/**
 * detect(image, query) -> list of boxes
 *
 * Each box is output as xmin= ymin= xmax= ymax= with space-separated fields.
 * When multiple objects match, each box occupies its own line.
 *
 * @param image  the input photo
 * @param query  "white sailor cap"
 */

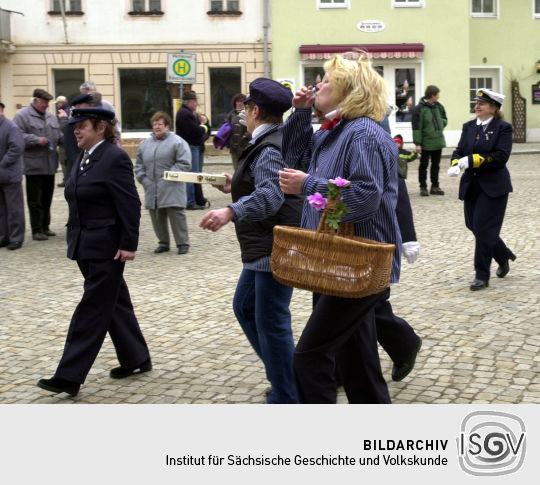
xmin=474 ymin=89 xmax=505 ymax=108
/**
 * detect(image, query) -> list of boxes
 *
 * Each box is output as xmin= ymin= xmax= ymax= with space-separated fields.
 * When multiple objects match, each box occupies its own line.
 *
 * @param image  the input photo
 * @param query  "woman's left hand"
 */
xmin=279 ymin=168 xmax=307 ymax=194
xmin=114 ymin=249 xmax=136 ymax=262
xmin=200 ymin=207 xmax=234 ymax=232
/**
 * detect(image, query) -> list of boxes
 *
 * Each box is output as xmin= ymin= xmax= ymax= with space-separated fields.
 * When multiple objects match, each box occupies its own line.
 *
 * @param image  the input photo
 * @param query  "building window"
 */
xmin=209 ymin=67 xmax=241 ymax=129
xmin=392 ymin=0 xmax=425 ymax=7
xmin=318 ymin=0 xmax=350 ymax=8
xmin=128 ymin=0 xmax=163 ymax=15
xmin=49 ymin=0 xmax=83 ymax=15
xmin=535 ymin=0 xmax=540 ymax=18
xmin=471 ymin=0 xmax=498 ymax=17
xmin=208 ymin=1 xmax=241 ymax=14
xmin=53 ymin=69 xmax=85 ymax=105
xmin=119 ymin=69 xmax=172 ymax=131
xmin=470 ymin=76 xmax=494 ymax=113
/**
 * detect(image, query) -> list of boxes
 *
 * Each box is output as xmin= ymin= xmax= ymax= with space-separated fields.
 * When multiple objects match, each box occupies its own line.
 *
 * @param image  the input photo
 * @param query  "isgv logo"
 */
xmin=457 ymin=411 xmax=526 ymax=476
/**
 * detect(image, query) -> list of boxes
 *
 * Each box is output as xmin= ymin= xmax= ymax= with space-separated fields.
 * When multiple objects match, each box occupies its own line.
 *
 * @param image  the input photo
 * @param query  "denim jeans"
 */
xmin=186 ymin=145 xmax=200 ymax=206
xmin=233 ymin=269 xmax=298 ymax=403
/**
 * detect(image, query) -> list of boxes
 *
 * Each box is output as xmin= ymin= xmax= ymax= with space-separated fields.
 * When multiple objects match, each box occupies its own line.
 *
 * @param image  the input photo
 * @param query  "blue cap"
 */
xmin=70 ymin=93 xmax=95 ymax=106
xmin=244 ymin=78 xmax=293 ymax=116
xmin=69 ymin=107 xmax=115 ymax=124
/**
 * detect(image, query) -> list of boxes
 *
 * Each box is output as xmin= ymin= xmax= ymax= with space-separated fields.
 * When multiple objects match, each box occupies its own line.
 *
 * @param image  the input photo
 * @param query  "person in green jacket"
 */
xmin=412 ymin=85 xmax=447 ymax=196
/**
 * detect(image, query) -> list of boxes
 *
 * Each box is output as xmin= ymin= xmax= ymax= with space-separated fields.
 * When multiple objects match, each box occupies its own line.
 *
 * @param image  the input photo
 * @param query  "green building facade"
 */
xmin=271 ymin=0 xmax=540 ymax=145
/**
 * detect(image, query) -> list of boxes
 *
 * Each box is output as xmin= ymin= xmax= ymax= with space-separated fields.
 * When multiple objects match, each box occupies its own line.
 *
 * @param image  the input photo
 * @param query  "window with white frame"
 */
xmin=392 ymin=0 xmax=425 ymax=7
xmin=318 ymin=0 xmax=350 ymax=9
xmin=50 ymin=0 xmax=82 ymax=13
xmin=131 ymin=0 xmax=162 ymax=12
xmin=535 ymin=0 xmax=540 ymax=18
xmin=210 ymin=0 xmax=240 ymax=12
xmin=471 ymin=0 xmax=498 ymax=18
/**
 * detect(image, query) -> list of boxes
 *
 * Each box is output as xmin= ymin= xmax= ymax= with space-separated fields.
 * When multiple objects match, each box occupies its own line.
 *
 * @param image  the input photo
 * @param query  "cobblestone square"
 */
xmin=1 ymin=152 xmax=538 ymax=404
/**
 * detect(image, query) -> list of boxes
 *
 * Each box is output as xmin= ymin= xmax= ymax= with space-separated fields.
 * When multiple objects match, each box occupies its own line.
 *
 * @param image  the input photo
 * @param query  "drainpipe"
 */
xmin=59 ymin=0 xmax=69 ymax=43
xmin=263 ymin=0 xmax=269 ymax=77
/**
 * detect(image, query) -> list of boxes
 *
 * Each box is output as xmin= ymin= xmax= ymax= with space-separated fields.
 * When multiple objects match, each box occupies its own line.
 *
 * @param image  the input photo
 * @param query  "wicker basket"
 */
xmin=271 ymin=206 xmax=395 ymax=298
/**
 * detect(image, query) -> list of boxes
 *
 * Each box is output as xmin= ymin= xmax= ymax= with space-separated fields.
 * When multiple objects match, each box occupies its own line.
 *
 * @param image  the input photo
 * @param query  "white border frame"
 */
xmin=470 ymin=0 xmax=499 ymax=19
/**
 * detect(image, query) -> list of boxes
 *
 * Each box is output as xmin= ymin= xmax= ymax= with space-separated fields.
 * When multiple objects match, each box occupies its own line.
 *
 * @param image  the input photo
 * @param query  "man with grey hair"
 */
xmin=13 ymin=88 xmax=65 ymax=241
xmin=79 ymin=80 xmax=115 ymax=113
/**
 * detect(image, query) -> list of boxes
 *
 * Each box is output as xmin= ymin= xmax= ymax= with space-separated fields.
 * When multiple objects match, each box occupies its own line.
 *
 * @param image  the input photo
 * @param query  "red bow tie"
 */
xmin=320 ymin=116 xmax=341 ymax=131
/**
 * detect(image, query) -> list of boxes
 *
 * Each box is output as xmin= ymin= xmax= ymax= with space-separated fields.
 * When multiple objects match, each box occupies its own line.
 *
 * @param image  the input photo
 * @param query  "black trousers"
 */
xmin=294 ymin=291 xmax=390 ymax=404
xmin=464 ymin=183 xmax=511 ymax=281
xmin=375 ymin=288 xmax=420 ymax=364
xmin=25 ymin=174 xmax=55 ymax=234
xmin=418 ymin=149 xmax=442 ymax=188
xmin=54 ymin=258 xmax=150 ymax=384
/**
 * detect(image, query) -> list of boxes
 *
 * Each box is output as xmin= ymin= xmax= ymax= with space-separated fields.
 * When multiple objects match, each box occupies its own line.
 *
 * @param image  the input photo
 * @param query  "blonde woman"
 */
xmin=279 ymin=55 xmax=401 ymax=404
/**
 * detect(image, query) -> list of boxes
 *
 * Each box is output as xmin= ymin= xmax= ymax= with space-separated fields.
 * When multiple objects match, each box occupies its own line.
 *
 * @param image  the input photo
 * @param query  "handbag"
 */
xmin=271 ymin=204 xmax=395 ymax=298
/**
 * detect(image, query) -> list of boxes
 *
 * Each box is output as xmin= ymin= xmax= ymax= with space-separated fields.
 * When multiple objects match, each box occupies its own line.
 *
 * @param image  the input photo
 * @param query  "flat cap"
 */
xmin=33 ymin=88 xmax=53 ymax=101
xmin=69 ymin=107 xmax=115 ymax=124
xmin=474 ymin=88 xmax=505 ymax=108
xmin=54 ymin=95 xmax=67 ymax=104
xmin=244 ymin=78 xmax=293 ymax=116
xmin=182 ymin=90 xmax=198 ymax=101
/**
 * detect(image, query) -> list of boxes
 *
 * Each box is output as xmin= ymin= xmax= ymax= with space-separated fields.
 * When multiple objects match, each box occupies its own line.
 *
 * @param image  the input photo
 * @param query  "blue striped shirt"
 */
xmin=281 ymin=108 xmax=402 ymax=283
xmin=229 ymin=123 xmax=287 ymax=272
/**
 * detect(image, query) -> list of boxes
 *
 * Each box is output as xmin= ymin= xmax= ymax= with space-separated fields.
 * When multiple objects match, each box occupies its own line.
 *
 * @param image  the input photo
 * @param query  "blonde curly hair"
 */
xmin=324 ymin=54 xmax=389 ymax=122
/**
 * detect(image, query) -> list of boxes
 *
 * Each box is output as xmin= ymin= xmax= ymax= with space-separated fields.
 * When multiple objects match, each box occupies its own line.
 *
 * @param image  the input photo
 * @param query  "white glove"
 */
xmin=447 ymin=165 xmax=460 ymax=177
xmin=238 ymin=109 xmax=247 ymax=126
xmin=457 ymin=156 xmax=469 ymax=170
xmin=402 ymin=241 xmax=420 ymax=264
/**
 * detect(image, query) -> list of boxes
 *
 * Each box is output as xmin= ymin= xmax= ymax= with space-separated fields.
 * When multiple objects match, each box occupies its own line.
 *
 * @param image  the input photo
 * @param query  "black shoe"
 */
xmin=37 ymin=377 xmax=80 ymax=396
xmin=177 ymin=244 xmax=189 ymax=255
xmin=154 ymin=246 xmax=170 ymax=254
xmin=420 ymin=188 xmax=429 ymax=197
xmin=496 ymin=251 xmax=516 ymax=278
xmin=470 ymin=279 xmax=489 ymax=291
xmin=7 ymin=241 xmax=22 ymax=250
xmin=110 ymin=358 xmax=152 ymax=379
xmin=392 ymin=337 xmax=423 ymax=382
xmin=45 ymin=230 xmax=56 ymax=237
xmin=57 ymin=182 xmax=65 ymax=187
xmin=186 ymin=204 xmax=205 ymax=210
xmin=0 ymin=240 xmax=8 ymax=248
xmin=430 ymin=186 xmax=445 ymax=195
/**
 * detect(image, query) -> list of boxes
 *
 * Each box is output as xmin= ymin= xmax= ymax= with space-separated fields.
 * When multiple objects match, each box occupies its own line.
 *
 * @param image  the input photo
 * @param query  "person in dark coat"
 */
xmin=175 ymin=90 xmax=208 ymax=209
xmin=37 ymin=108 xmax=151 ymax=397
xmin=0 ymin=102 xmax=26 ymax=250
xmin=448 ymin=88 xmax=514 ymax=291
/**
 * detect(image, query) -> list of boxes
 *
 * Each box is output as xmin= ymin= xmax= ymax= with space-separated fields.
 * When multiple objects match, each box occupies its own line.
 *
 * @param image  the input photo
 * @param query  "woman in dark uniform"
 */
xmin=448 ymin=89 xmax=515 ymax=291
xmin=38 ymin=108 xmax=151 ymax=396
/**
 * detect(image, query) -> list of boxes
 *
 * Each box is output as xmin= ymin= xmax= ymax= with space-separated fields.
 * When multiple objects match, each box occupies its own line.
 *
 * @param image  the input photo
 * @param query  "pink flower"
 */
xmin=329 ymin=177 xmax=351 ymax=187
xmin=307 ymin=192 xmax=327 ymax=211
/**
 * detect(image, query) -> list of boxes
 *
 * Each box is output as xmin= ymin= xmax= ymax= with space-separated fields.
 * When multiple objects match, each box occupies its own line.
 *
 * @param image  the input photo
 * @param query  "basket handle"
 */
xmin=316 ymin=198 xmax=355 ymax=236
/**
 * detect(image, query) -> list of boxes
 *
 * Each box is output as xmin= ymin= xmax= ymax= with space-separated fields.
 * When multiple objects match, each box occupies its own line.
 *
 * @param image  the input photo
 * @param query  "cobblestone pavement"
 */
xmin=1 ymin=153 xmax=538 ymax=404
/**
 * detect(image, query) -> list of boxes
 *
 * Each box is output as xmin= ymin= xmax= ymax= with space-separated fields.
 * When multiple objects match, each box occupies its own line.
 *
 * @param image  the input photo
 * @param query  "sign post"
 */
xmin=167 ymin=52 xmax=197 ymax=130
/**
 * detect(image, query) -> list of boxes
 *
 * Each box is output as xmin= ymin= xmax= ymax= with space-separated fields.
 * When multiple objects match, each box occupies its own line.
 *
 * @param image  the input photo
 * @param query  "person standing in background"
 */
xmin=412 ymin=85 xmax=447 ymax=197
xmin=0 ymin=101 xmax=26 ymax=251
xmin=136 ymin=111 xmax=192 ymax=255
xmin=55 ymin=95 xmax=70 ymax=187
xmin=13 ymin=88 xmax=65 ymax=241
xmin=226 ymin=93 xmax=251 ymax=171
xmin=175 ymin=90 xmax=208 ymax=210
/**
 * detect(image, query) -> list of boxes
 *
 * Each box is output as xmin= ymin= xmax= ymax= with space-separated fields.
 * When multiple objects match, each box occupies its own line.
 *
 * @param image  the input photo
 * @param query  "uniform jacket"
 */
xmin=412 ymin=98 xmax=447 ymax=151
xmin=13 ymin=104 xmax=63 ymax=175
xmin=0 ymin=115 xmax=25 ymax=184
xmin=451 ymin=117 xmax=513 ymax=201
xmin=175 ymin=104 xmax=206 ymax=146
xmin=135 ymin=130 xmax=191 ymax=210
xmin=64 ymin=141 xmax=141 ymax=260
